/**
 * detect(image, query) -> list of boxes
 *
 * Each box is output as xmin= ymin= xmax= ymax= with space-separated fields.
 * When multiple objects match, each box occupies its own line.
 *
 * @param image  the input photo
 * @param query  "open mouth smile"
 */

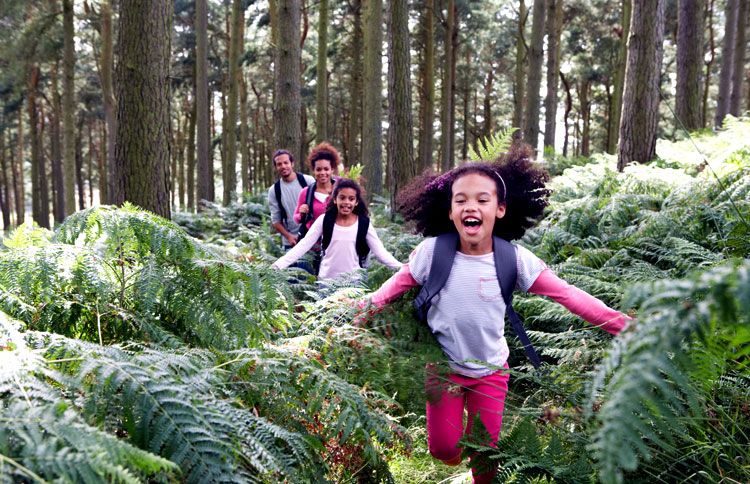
xmin=462 ymin=217 xmax=482 ymax=235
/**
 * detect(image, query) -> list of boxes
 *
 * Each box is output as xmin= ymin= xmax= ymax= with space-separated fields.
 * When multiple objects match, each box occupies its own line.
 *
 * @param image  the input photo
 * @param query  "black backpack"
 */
xmin=274 ymin=173 xmax=308 ymax=225
xmin=320 ymin=210 xmax=370 ymax=268
xmin=413 ymin=232 xmax=542 ymax=368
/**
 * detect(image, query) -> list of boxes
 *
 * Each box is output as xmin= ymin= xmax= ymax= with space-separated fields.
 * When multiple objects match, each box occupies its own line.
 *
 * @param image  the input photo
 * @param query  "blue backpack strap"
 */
xmin=298 ymin=182 xmax=317 ymax=238
xmin=493 ymin=237 xmax=542 ymax=368
xmin=413 ymin=233 xmax=459 ymax=322
xmin=355 ymin=215 xmax=370 ymax=267
xmin=274 ymin=180 xmax=286 ymax=223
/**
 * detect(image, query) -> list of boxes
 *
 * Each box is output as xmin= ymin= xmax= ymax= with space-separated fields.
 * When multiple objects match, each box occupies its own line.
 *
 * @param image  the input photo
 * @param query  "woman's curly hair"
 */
xmin=307 ymin=141 xmax=340 ymax=170
xmin=396 ymin=142 xmax=550 ymax=241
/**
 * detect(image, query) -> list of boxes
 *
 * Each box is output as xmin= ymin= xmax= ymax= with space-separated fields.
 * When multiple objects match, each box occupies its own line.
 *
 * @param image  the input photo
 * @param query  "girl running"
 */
xmin=273 ymin=179 xmax=402 ymax=281
xmin=359 ymin=143 xmax=631 ymax=483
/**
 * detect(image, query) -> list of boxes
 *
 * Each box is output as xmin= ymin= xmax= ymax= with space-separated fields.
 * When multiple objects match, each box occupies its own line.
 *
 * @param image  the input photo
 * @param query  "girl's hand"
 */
xmin=298 ymin=203 xmax=310 ymax=215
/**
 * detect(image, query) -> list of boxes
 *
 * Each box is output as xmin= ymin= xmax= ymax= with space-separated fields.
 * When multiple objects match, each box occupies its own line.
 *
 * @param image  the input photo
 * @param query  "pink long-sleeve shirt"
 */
xmin=293 ymin=186 xmax=330 ymax=229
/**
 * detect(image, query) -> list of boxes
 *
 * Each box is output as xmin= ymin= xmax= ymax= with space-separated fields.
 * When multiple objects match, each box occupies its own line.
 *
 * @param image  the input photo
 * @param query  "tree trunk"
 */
xmin=578 ymin=78 xmax=591 ymax=157
xmin=75 ymin=116 xmax=85 ymax=210
xmin=513 ymin=0 xmax=527 ymax=133
xmin=483 ymin=70 xmax=494 ymax=140
xmin=607 ymin=0 xmax=631 ymax=154
xmin=439 ymin=0 xmax=456 ymax=171
xmin=417 ymin=0 xmax=435 ymax=172
xmin=387 ymin=0 xmax=415 ymax=209
xmin=703 ymin=0 xmax=716 ymax=127
xmin=274 ymin=0 xmax=302 ymax=165
xmin=29 ymin=64 xmax=49 ymax=228
xmin=14 ymin=109 xmax=25 ymax=225
xmin=362 ymin=0 xmax=384 ymax=194
xmin=62 ymin=0 xmax=76 ymax=216
xmin=101 ymin=0 xmax=116 ymax=204
xmin=618 ymin=0 xmax=666 ymax=170
xmin=347 ymin=0 xmax=363 ymax=166
xmin=196 ymin=0 xmax=213 ymax=206
xmin=87 ymin=120 xmax=94 ymax=207
xmin=187 ymin=93 xmax=197 ymax=209
xmin=523 ymin=0 xmax=546 ymax=150
xmin=543 ymin=0 xmax=563 ymax=150
xmin=98 ymin=120 xmax=106 ymax=204
xmin=239 ymin=75 xmax=250 ymax=194
xmin=676 ymin=0 xmax=704 ymax=131
xmin=560 ymin=72 xmax=572 ymax=156
xmin=316 ymin=0 xmax=329 ymax=142
xmin=115 ymin=0 xmax=172 ymax=218
xmin=223 ymin=0 xmax=243 ymax=205
xmin=714 ymin=0 xmax=738 ymax=127
xmin=0 ymin=126 xmax=10 ymax=229
xmin=50 ymin=62 xmax=65 ymax=222
xmin=730 ymin=0 xmax=748 ymax=115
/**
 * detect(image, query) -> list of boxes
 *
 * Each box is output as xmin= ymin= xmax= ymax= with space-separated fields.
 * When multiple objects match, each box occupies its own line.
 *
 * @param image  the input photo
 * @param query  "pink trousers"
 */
xmin=426 ymin=366 xmax=509 ymax=484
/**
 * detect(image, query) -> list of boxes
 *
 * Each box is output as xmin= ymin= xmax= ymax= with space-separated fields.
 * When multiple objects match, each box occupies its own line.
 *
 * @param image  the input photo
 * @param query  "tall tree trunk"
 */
xmin=578 ymin=78 xmax=591 ymax=156
xmin=223 ymin=0 xmax=243 ymax=205
xmin=439 ymin=0 xmax=456 ymax=171
xmin=618 ymin=0 xmax=666 ymax=170
xmin=29 ymin=64 xmax=49 ymax=227
xmin=75 ymin=116 xmax=85 ymax=210
xmin=115 ymin=0 xmax=172 ymax=218
xmin=483 ymin=70 xmax=494 ymax=140
xmin=274 ymin=0 xmax=302 ymax=164
xmin=523 ymin=0 xmax=546 ymax=150
xmin=347 ymin=0 xmax=363 ymax=166
xmin=14 ymin=109 xmax=25 ymax=224
xmin=417 ymin=0 xmax=435 ymax=172
xmin=50 ymin=62 xmax=65 ymax=222
xmin=387 ymin=0 xmax=415 ymax=209
xmin=316 ymin=0 xmax=329 ymax=142
xmin=362 ymin=0 xmax=384 ymax=194
xmin=676 ymin=0 xmax=705 ymax=131
xmin=513 ymin=0 xmax=527 ymax=133
xmin=101 ymin=0 xmax=116 ymax=204
xmin=62 ymin=0 xmax=76 ymax=216
xmin=560 ymin=71 xmax=572 ymax=156
xmin=38 ymin=105 xmax=50 ymax=226
xmin=239 ymin=75 xmax=250 ymax=194
xmin=730 ymin=0 xmax=748 ymax=115
xmin=87 ymin=120 xmax=94 ymax=207
xmin=0 ymin=126 xmax=10 ymax=229
xmin=714 ymin=0 xmax=738 ymax=127
xmin=98 ymin=120 xmax=107 ymax=204
xmin=543 ymin=0 xmax=563 ymax=150
xmin=703 ymin=0 xmax=716 ymax=127
xmin=187 ymin=94 xmax=197 ymax=209
xmin=196 ymin=0 xmax=213 ymax=206
xmin=607 ymin=0 xmax=631 ymax=154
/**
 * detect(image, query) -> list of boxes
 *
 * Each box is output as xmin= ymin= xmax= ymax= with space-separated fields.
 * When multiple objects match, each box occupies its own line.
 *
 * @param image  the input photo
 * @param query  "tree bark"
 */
xmin=439 ymin=0 xmax=456 ymax=171
xmin=607 ymin=0 xmax=631 ymax=154
xmin=50 ymin=62 xmax=65 ymax=223
xmin=0 ymin=126 xmax=10 ymax=229
xmin=274 ymin=0 xmax=302 ymax=165
xmin=676 ymin=0 xmax=705 ymax=132
xmin=618 ymin=0 xmax=666 ymax=170
xmin=730 ymin=0 xmax=748 ymax=115
xmin=101 ymin=0 xmax=116 ymax=204
xmin=239 ymin=75 xmax=250 ymax=194
xmin=75 ymin=115 xmax=85 ymax=210
xmin=196 ymin=0 xmax=213 ymax=206
xmin=417 ymin=0 xmax=435 ymax=172
xmin=347 ymin=0 xmax=363 ymax=167
xmin=115 ymin=0 xmax=172 ymax=218
xmin=14 ymin=109 xmax=25 ymax=225
xmin=523 ymin=0 xmax=546 ymax=150
xmin=543 ymin=0 xmax=564 ymax=150
xmin=560 ymin=71 xmax=572 ymax=156
xmin=187 ymin=93 xmax=197 ymax=209
xmin=62 ymin=0 xmax=76 ymax=216
xmin=387 ymin=0 xmax=415 ymax=209
xmin=29 ymin=64 xmax=49 ymax=228
xmin=513 ymin=0 xmax=527 ymax=133
xmin=316 ymin=0 xmax=329 ymax=142
xmin=223 ymin=0 xmax=243 ymax=205
xmin=714 ymin=0 xmax=738 ymax=127
xmin=362 ymin=0 xmax=384 ymax=194
xmin=702 ymin=0 xmax=715 ymax=127
xmin=578 ymin=78 xmax=591 ymax=157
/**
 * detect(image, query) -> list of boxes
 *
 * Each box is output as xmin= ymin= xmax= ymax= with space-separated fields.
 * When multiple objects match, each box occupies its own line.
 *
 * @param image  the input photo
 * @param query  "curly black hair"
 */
xmin=325 ymin=178 xmax=369 ymax=217
xmin=396 ymin=142 xmax=550 ymax=241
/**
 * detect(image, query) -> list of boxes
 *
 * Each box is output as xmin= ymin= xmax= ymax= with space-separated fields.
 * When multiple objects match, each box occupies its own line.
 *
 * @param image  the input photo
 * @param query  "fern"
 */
xmin=468 ymin=127 xmax=518 ymax=161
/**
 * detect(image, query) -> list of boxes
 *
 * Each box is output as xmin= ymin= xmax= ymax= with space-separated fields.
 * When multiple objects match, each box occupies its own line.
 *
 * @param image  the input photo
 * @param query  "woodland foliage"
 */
xmin=1 ymin=122 xmax=750 ymax=483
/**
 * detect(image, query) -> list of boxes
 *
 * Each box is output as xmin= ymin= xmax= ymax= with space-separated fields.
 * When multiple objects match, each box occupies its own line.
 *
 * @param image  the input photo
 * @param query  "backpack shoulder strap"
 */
xmin=413 ymin=232 xmax=459 ymax=322
xmin=320 ymin=210 xmax=336 ymax=253
xmin=274 ymin=180 xmax=287 ymax=223
xmin=298 ymin=183 xmax=316 ymax=237
xmin=492 ymin=237 xmax=541 ymax=368
xmin=355 ymin=215 xmax=370 ymax=267
xmin=296 ymin=172 xmax=308 ymax=188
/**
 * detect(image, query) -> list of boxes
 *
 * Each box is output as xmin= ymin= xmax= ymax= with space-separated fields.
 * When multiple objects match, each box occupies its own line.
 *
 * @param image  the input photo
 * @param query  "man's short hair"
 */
xmin=272 ymin=149 xmax=294 ymax=165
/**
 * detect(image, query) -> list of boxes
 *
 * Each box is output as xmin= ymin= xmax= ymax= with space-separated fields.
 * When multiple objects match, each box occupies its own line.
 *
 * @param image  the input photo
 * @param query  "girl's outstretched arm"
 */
xmin=272 ymin=216 xmax=324 ymax=270
xmin=528 ymin=269 xmax=631 ymax=335
xmin=365 ymin=224 xmax=402 ymax=270
xmin=365 ymin=263 xmax=419 ymax=308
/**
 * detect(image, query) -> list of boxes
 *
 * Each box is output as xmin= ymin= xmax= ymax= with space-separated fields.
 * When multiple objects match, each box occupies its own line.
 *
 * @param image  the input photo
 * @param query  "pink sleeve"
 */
xmin=293 ymin=187 xmax=307 ymax=224
xmin=528 ymin=269 xmax=631 ymax=335
xmin=367 ymin=263 xmax=420 ymax=308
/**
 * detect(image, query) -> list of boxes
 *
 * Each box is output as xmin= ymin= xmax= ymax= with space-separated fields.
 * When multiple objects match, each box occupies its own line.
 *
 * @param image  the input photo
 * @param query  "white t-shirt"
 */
xmin=408 ymin=237 xmax=547 ymax=377
xmin=273 ymin=215 xmax=402 ymax=280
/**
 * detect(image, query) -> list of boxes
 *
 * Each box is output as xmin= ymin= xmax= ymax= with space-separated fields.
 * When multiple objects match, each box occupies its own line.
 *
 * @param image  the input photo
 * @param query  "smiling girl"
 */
xmin=359 ymin=143 xmax=631 ymax=483
xmin=272 ymin=179 xmax=401 ymax=280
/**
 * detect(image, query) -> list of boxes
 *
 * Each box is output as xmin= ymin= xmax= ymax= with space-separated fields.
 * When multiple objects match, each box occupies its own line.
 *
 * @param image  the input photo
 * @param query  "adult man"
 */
xmin=267 ymin=149 xmax=315 ymax=249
